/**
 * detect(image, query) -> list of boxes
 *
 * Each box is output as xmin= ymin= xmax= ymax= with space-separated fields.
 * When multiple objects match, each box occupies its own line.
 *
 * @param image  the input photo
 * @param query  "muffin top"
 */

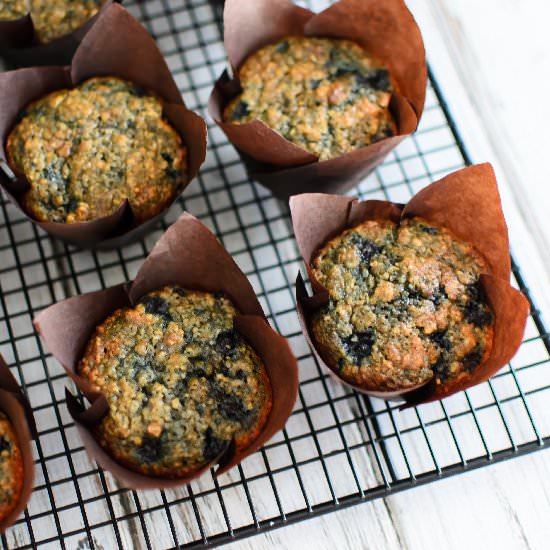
xmin=310 ymin=217 xmax=494 ymax=391
xmin=7 ymin=76 xmax=186 ymax=224
xmin=0 ymin=411 xmax=24 ymax=523
xmin=78 ymin=286 xmax=272 ymax=478
xmin=0 ymin=0 xmax=108 ymax=44
xmin=224 ymin=36 xmax=396 ymax=161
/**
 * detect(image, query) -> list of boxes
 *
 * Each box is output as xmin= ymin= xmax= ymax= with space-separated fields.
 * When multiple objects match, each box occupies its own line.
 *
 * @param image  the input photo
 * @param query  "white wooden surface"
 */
xmin=230 ymin=1 xmax=550 ymax=549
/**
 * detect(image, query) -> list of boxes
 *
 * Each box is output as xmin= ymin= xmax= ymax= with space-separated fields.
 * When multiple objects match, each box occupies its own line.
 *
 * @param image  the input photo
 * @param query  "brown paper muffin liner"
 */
xmin=34 ymin=212 xmax=299 ymax=490
xmin=208 ymin=0 xmax=426 ymax=198
xmin=0 ymin=1 xmax=119 ymax=68
xmin=290 ymin=164 xmax=530 ymax=405
xmin=0 ymin=4 xmax=207 ymax=249
xmin=0 ymin=355 xmax=36 ymax=534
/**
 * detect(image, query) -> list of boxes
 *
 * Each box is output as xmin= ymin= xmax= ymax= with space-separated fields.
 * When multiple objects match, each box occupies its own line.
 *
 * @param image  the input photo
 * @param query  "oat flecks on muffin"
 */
xmin=77 ymin=286 xmax=272 ymax=478
xmin=224 ymin=36 xmax=396 ymax=161
xmin=7 ymin=76 xmax=187 ymax=224
xmin=0 ymin=411 xmax=24 ymax=523
xmin=0 ymin=0 xmax=108 ymax=44
xmin=310 ymin=218 xmax=494 ymax=391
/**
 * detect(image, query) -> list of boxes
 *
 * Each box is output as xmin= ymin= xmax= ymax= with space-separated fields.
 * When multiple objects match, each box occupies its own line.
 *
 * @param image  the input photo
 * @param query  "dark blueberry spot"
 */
xmin=337 ymin=358 xmax=346 ymax=370
xmin=431 ymin=354 xmax=448 ymax=378
xmin=420 ymin=225 xmax=439 ymax=235
xmin=309 ymin=79 xmax=322 ymax=90
xmin=66 ymin=197 xmax=79 ymax=212
xmin=212 ymin=387 xmax=248 ymax=423
xmin=197 ymin=403 xmax=205 ymax=414
xmin=359 ymin=239 xmax=381 ymax=264
xmin=235 ymin=369 xmax=247 ymax=381
xmin=430 ymin=285 xmax=447 ymax=306
xmin=15 ymin=108 xmax=28 ymax=124
xmin=131 ymin=85 xmax=149 ymax=98
xmin=139 ymin=295 xmax=172 ymax=322
xmin=172 ymin=287 xmax=186 ymax=297
xmin=365 ymin=68 xmax=391 ymax=91
xmin=342 ymin=330 xmax=375 ymax=363
xmin=165 ymin=166 xmax=179 ymax=180
xmin=43 ymin=166 xmax=66 ymax=188
xmin=213 ymin=291 xmax=225 ymax=299
xmin=406 ymin=287 xmax=425 ymax=303
xmin=231 ymin=101 xmax=250 ymax=120
xmin=429 ymin=330 xmax=452 ymax=351
xmin=136 ymin=435 xmax=164 ymax=464
xmin=275 ymin=40 xmax=289 ymax=54
xmin=0 ymin=436 xmax=10 ymax=453
xmin=462 ymin=345 xmax=483 ymax=372
xmin=161 ymin=152 xmax=173 ymax=164
xmin=203 ymin=427 xmax=228 ymax=460
xmin=216 ymin=330 xmax=240 ymax=358
xmin=463 ymin=282 xmax=493 ymax=327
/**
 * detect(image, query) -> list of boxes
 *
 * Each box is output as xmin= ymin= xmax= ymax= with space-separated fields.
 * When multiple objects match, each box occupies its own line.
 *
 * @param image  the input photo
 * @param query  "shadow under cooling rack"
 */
xmin=1 ymin=1 xmax=549 ymax=548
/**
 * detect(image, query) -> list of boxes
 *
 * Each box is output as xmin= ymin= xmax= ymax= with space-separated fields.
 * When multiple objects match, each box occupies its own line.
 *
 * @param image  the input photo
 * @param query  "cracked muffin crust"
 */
xmin=224 ymin=36 xmax=396 ymax=161
xmin=0 ymin=411 xmax=24 ymax=523
xmin=78 ymin=286 xmax=272 ymax=478
xmin=7 ymin=76 xmax=186 ymax=224
xmin=0 ymin=0 xmax=108 ymax=44
xmin=310 ymin=217 xmax=494 ymax=391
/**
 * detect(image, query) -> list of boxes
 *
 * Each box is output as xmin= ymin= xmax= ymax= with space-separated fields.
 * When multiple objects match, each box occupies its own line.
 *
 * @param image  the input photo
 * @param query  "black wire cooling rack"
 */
xmin=1 ymin=1 xmax=550 ymax=548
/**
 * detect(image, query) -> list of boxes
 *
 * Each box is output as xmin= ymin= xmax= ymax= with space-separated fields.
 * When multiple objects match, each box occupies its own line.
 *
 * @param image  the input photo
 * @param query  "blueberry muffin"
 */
xmin=7 ymin=76 xmax=186 ymax=224
xmin=77 ymin=286 xmax=272 ymax=478
xmin=0 ymin=0 xmax=108 ymax=44
xmin=0 ymin=411 xmax=24 ymax=523
xmin=310 ymin=218 xmax=494 ymax=391
xmin=224 ymin=36 xmax=396 ymax=161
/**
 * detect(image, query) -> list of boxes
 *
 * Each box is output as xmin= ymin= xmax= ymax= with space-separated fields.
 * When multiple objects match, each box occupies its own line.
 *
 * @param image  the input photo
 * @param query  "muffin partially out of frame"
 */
xmin=0 ymin=411 xmax=24 ymax=524
xmin=7 ymin=76 xmax=186 ymax=225
xmin=224 ymin=36 xmax=396 ymax=161
xmin=77 ymin=285 xmax=273 ymax=478
xmin=0 ymin=0 xmax=108 ymax=44
xmin=310 ymin=217 xmax=494 ymax=392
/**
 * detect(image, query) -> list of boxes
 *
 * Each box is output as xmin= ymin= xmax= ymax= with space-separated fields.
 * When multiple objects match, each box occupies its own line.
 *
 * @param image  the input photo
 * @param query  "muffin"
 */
xmin=0 ymin=411 xmax=24 ymax=524
xmin=223 ymin=36 xmax=396 ymax=161
xmin=6 ymin=76 xmax=186 ymax=225
xmin=0 ymin=0 xmax=108 ymax=44
xmin=77 ymin=286 xmax=273 ymax=479
xmin=310 ymin=217 xmax=494 ymax=392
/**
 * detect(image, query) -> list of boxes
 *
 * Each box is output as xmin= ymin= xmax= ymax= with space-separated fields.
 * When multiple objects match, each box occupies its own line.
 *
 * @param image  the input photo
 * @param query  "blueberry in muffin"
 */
xmin=0 ymin=411 xmax=24 ymax=524
xmin=310 ymin=218 xmax=494 ymax=391
xmin=77 ymin=286 xmax=272 ymax=478
xmin=0 ymin=0 xmax=108 ymax=44
xmin=223 ymin=36 xmax=396 ymax=161
xmin=6 ymin=76 xmax=186 ymax=224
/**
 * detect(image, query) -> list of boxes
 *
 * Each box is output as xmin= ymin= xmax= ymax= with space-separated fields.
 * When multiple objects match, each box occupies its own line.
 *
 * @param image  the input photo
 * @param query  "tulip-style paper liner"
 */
xmin=0 ymin=1 xmax=118 ymax=68
xmin=0 ymin=355 xmax=36 ymax=533
xmin=208 ymin=0 xmax=426 ymax=198
xmin=0 ymin=4 xmax=207 ymax=249
xmin=34 ymin=212 xmax=298 ymax=490
xmin=290 ymin=164 xmax=530 ymax=405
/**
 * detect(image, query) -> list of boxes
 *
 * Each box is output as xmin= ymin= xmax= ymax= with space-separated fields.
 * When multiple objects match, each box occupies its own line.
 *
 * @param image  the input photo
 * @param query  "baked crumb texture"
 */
xmin=0 ymin=411 xmax=24 ymax=523
xmin=0 ymin=0 xmax=108 ymax=43
xmin=78 ymin=286 xmax=272 ymax=478
xmin=224 ymin=36 xmax=396 ymax=161
xmin=311 ymin=218 xmax=494 ymax=391
xmin=7 ymin=76 xmax=186 ymax=224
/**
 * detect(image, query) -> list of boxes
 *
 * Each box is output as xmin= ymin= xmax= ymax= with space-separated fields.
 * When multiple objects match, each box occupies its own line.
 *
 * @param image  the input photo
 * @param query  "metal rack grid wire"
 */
xmin=1 ymin=0 xmax=549 ymax=548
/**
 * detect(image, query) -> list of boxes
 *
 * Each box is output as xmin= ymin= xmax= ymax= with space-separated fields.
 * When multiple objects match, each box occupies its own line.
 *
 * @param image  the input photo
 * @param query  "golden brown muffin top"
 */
xmin=0 ymin=0 xmax=108 ymax=44
xmin=78 ymin=286 xmax=272 ymax=478
xmin=310 ymin=217 xmax=494 ymax=391
xmin=224 ymin=36 xmax=395 ymax=160
xmin=7 ymin=77 xmax=186 ymax=224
